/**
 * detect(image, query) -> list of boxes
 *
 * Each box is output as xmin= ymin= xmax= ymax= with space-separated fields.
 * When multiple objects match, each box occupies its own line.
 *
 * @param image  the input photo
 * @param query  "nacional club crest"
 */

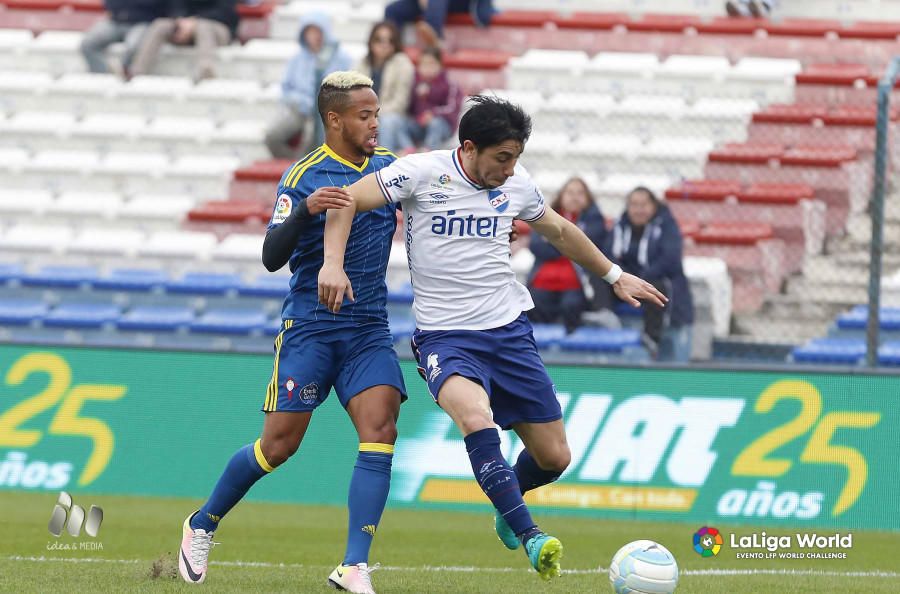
xmin=487 ymin=189 xmax=510 ymax=213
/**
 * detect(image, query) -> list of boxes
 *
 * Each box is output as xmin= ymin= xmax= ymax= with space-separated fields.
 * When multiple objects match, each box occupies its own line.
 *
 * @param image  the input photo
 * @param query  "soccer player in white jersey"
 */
xmin=317 ymin=95 xmax=667 ymax=580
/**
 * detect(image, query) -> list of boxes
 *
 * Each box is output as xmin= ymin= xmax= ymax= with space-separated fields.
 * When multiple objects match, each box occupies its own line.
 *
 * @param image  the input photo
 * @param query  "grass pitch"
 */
xmin=0 ymin=490 xmax=897 ymax=593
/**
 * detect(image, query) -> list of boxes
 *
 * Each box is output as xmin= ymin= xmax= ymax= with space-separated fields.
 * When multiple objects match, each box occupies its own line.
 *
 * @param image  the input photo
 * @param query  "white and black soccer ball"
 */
xmin=609 ymin=540 xmax=679 ymax=594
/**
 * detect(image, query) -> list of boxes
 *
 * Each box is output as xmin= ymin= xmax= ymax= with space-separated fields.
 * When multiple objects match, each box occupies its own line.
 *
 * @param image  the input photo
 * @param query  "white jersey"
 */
xmin=375 ymin=148 xmax=546 ymax=330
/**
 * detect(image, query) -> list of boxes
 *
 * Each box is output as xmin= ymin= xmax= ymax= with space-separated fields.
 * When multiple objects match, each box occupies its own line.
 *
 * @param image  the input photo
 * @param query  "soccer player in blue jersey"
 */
xmin=318 ymin=96 xmax=667 ymax=581
xmin=178 ymin=72 xmax=404 ymax=594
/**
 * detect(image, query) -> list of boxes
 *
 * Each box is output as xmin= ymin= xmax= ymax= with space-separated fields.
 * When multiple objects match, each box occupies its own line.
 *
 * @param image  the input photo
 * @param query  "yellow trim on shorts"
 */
xmin=253 ymin=438 xmax=275 ymax=473
xmin=359 ymin=442 xmax=395 ymax=454
xmin=264 ymin=320 xmax=293 ymax=411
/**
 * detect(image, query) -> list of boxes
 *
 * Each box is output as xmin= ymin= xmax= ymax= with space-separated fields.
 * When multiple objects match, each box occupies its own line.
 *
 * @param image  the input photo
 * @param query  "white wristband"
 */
xmin=602 ymin=264 xmax=622 ymax=285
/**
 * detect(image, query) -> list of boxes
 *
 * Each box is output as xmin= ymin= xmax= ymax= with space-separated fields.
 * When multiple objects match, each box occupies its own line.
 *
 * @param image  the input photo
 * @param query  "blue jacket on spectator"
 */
xmin=170 ymin=0 xmax=239 ymax=34
xmin=104 ymin=0 xmax=168 ymax=24
xmin=280 ymin=12 xmax=353 ymax=116
xmin=608 ymin=204 xmax=694 ymax=327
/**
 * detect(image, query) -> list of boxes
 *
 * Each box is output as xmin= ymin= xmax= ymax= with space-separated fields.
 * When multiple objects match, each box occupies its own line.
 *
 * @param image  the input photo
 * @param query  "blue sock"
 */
xmin=190 ymin=439 xmax=273 ymax=532
xmin=464 ymin=428 xmax=537 ymax=539
xmin=343 ymin=443 xmax=394 ymax=565
xmin=514 ymin=449 xmax=562 ymax=494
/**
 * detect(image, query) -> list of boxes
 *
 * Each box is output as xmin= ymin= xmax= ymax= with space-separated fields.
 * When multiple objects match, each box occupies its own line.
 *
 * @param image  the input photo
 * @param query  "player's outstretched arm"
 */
xmin=529 ymin=208 xmax=668 ymax=308
xmin=318 ymin=174 xmax=389 ymax=313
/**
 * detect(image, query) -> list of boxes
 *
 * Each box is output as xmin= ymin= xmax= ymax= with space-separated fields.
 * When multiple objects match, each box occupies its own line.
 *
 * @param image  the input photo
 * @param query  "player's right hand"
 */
xmin=306 ymin=186 xmax=352 ymax=216
xmin=318 ymin=262 xmax=355 ymax=313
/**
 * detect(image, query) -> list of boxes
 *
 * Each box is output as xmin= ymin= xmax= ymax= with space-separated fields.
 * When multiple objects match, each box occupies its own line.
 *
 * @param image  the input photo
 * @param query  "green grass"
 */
xmin=1 ymin=490 xmax=897 ymax=593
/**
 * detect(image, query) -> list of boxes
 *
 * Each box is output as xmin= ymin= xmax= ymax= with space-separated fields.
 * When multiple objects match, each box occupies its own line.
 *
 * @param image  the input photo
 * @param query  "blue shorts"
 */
xmin=262 ymin=320 xmax=407 ymax=413
xmin=411 ymin=313 xmax=561 ymax=430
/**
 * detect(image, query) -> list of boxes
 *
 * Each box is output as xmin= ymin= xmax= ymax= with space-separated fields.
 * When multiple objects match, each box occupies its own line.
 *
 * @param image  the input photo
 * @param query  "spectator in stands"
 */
xmin=264 ymin=12 xmax=353 ymax=159
xmin=129 ymin=0 xmax=239 ymax=81
xmin=385 ymin=0 xmax=496 ymax=48
xmin=608 ymin=187 xmax=694 ymax=362
xmin=355 ymin=22 xmax=414 ymax=153
xmin=80 ymin=0 xmax=168 ymax=74
xmin=726 ymin=0 xmax=776 ymax=17
xmin=396 ymin=48 xmax=463 ymax=153
xmin=527 ymin=177 xmax=610 ymax=333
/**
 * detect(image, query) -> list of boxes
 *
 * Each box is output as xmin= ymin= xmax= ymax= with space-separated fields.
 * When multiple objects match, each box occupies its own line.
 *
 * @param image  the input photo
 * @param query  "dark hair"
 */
xmin=552 ymin=177 xmax=596 ymax=213
xmin=365 ymin=21 xmax=402 ymax=64
xmin=628 ymin=186 xmax=660 ymax=207
xmin=458 ymin=94 xmax=532 ymax=150
xmin=420 ymin=46 xmax=443 ymax=64
xmin=317 ymin=74 xmax=373 ymax=125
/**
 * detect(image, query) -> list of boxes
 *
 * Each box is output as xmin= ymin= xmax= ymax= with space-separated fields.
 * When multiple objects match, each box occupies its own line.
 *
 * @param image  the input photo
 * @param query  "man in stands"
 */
xmin=385 ymin=0 xmax=496 ymax=48
xmin=80 ymin=0 xmax=168 ymax=75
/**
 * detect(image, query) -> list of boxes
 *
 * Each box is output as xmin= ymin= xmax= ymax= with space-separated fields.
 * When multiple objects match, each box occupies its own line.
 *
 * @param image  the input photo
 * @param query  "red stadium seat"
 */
xmin=694 ymin=222 xmax=774 ymax=245
xmin=823 ymin=104 xmax=897 ymax=126
xmin=446 ymin=10 xmax=557 ymax=28
xmin=187 ymin=200 xmax=270 ymax=224
xmin=233 ymin=160 xmax=293 ymax=183
xmin=677 ymin=220 xmax=701 ymax=239
xmin=764 ymin=19 xmax=842 ymax=37
xmin=838 ymin=21 xmax=900 ymax=40
xmin=781 ymin=145 xmax=857 ymax=167
xmin=626 ymin=13 xmax=703 ymax=33
xmin=707 ymin=143 xmax=784 ymax=164
xmin=751 ymin=103 xmax=827 ymax=124
xmin=693 ymin=17 xmax=767 ymax=35
xmin=236 ymin=1 xmax=275 ymax=19
xmin=795 ymin=63 xmax=871 ymax=86
xmin=555 ymin=12 xmax=628 ymax=31
xmin=665 ymin=180 xmax=741 ymax=202
xmin=737 ymin=183 xmax=815 ymax=204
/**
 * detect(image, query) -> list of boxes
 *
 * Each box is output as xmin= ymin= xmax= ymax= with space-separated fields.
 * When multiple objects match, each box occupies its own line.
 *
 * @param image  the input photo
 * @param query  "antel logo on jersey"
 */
xmin=488 ymin=189 xmax=510 ymax=213
xmin=431 ymin=210 xmax=499 ymax=238
xmin=385 ymin=174 xmax=410 ymax=189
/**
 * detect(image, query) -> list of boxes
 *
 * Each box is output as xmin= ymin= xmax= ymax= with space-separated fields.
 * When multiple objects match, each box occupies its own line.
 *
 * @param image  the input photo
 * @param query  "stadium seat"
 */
xmin=116 ymin=305 xmax=195 ymax=332
xmin=24 ymin=30 xmax=85 ymax=75
xmin=0 ymin=111 xmax=76 ymax=152
xmin=20 ymin=264 xmax=97 ymax=288
xmin=92 ymin=268 xmax=168 ymax=292
xmin=138 ymin=230 xmax=218 ymax=259
xmin=51 ymin=192 xmax=123 ymax=223
xmin=0 ymin=224 xmax=74 ymax=253
xmin=118 ymin=194 xmax=195 ymax=227
xmin=557 ymin=328 xmax=642 ymax=353
xmin=212 ymin=233 xmax=265 ymax=262
xmin=43 ymin=302 xmax=121 ymax=329
xmin=0 ymin=262 xmax=23 ymax=283
xmin=0 ymin=188 xmax=54 ymax=220
xmin=877 ymin=341 xmax=900 ymax=366
xmin=508 ymin=49 xmax=590 ymax=93
xmin=187 ymin=200 xmax=269 ymax=224
xmin=665 ymin=179 xmax=742 ymax=202
xmin=165 ymin=272 xmax=242 ymax=296
xmin=694 ymin=222 xmax=774 ymax=244
xmin=790 ymin=338 xmax=866 ymax=365
xmin=835 ymin=305 xmax=900 ymax=331
xmin=388 ymin=317 xmax=416 ymax=342
xmin=237 ymin=274 xmax=290 ymax=299
xmin=387 ymin=283 xmax=415 ymax=304
xmin=0 ymin=298 xmax=48 ymax=325
xmin=189 ymin=308 xmax=267 ymax=335
xmin=261 ymin=316 xmax=282 ymax=336
xmin=531 ymin=323 xmax=567 ymax=349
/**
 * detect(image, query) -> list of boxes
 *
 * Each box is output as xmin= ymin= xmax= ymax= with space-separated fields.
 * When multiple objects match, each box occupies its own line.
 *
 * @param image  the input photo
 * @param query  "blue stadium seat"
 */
xmin=558 ymin=328 xmax=642 ymax=352
xmin=389 ymin=318 xmax=417 ymax=342
xmin=116 ymin=306 xmax=195 ymax=332
xmin=93 ymin=268 xmax=168 ymax=292
xmin=531 ymin=323 xmax=567 ymax=349
xmin=0 ymin=298 xmax=49 ymax=325
xmin=189 ymin=308 xmax=268 ymax=335
xmin=614 ymin=302 xmax=644 ymax=318
xmin=237 ymin=274 xmax=291 ymax=299
xmin=835 ymin=306 xmax=900 ymax=331
xmin=791 ymin=338 xmax=866 ymax=365
xmin=21 ymin=265 xmax=99 ymax=289
xmin=387 ymin=283 xmax=415 ymax=304
xmin=43 ymin=303 xmax=121 ymax=329
xmin=0 ymin=263 xmax=23 ymax=283
xmin=878 ymin=341 xmax=900 ymax=366
xmin=166 ymin=272 xmax=242 ymax=296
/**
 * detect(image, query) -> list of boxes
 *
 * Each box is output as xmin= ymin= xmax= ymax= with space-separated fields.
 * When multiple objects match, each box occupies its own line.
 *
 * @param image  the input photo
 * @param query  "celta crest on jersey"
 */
xmin=488 ymin=189 xmax=510 ymax=213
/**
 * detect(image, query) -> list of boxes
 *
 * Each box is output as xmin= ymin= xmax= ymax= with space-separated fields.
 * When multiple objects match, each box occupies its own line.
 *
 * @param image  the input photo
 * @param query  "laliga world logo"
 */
xmin=438 ymin=174 xmax=451 ymax=185
xmin=693 ymin=526 xmax=723 ymax=557
xmin=48 ymin=491 xmax=103 ymax=538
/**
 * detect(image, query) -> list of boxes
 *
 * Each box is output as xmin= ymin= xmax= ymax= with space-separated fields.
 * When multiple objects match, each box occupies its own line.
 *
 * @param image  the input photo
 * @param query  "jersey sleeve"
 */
xmin=373 ymin=153 xmax=428 ymax=205
xmin=515 ymin=166 xmax=547 ymax=222
xmin=267 ymin=185 xmax=306 ymax=230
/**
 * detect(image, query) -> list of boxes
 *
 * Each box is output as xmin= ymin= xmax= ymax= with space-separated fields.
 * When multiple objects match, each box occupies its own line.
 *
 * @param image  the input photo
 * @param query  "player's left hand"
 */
xmin=612 ymin=272 xmax=668 ymax=308
xmin=318 ymin=262 xmax=355 ymax=313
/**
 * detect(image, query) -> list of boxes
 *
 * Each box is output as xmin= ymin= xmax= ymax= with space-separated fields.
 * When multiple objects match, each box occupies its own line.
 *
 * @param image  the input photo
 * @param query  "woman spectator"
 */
xmin=354 ymin=22 xmax=414 ymax=153
xmin=397 ymin=48 xmax=463 ymax=153
xmin=527 ymin=177 xmax=609 ymax=333
xmin=609 ymin=187 xmax=694 ymax=362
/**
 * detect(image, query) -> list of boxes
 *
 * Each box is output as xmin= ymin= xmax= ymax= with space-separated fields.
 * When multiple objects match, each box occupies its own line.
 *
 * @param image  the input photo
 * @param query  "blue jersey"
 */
xmin=268 ymin=144 xmax=398 ymax=328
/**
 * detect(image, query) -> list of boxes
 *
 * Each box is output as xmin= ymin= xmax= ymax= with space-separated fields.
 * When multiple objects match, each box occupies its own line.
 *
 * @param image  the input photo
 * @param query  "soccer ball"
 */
xmin=609 ymin=540 xmax=679 ymax=594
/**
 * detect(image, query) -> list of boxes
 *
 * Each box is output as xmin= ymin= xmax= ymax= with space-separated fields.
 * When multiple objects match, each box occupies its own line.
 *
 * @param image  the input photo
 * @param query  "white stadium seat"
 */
xmin=68 ymin=228 xmax=146 ymax=257
xmin=118 ymin=194 xmax=196 ymax=229
xmin=138 ymin=230 xmax=218 ymax=259
xmin=0 ymin=224 xmax=74 ymax=254
xmin=212 ymin=233 xmax=265 ymax=262
xmin=49 ymin=192 xmax=124 ymax=223
xmin=508 ymin=50 xmax=591 ymax=93
xmin=25 ymin=31 xmax=86 ymax=75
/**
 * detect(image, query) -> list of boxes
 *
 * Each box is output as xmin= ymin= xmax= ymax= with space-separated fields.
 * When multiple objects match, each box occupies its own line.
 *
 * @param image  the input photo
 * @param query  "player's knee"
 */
xmin=536 ymin=445 xmax=571 ymax=473
xmin=261 ymin=436 xmax=299 ymax=468
xmin=359 ymin=420 xmax=397 ymax=445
